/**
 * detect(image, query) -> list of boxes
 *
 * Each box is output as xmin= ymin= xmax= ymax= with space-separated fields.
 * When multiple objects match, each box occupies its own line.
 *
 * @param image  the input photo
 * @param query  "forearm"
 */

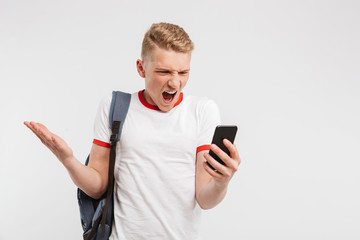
xmin=196 ymin=179 xmax=228 ymax=210
xmin=63 ymin=156 xmax=107 ymax=199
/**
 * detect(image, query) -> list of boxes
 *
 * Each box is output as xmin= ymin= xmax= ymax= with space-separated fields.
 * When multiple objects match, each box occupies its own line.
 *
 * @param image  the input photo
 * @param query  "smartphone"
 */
xmin=207 ymin=125 xmax=238 ymax=170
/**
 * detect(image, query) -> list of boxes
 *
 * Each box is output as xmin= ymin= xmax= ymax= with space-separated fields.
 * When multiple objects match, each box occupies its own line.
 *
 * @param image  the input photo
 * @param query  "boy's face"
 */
xmin=137 ymin=46 xmax=191 ymax=112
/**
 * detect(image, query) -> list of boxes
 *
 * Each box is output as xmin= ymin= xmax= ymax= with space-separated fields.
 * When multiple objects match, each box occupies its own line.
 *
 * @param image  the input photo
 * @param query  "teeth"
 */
xmin=165 ymin=91 xmax=176 ymax=94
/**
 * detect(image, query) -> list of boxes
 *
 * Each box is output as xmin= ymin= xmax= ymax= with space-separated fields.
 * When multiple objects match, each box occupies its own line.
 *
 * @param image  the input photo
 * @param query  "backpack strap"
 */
xmin=85 ymin=91 xmax=131 ymax=240
xmin=101 ymin=91 xmax=131 ymax=236
xmin=109 ymin=91 xmax=132 ymax=142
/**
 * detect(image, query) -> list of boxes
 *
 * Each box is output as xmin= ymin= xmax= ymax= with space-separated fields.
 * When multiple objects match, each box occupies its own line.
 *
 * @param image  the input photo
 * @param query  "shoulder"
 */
xmin=182 ymin=94 xmax=219 ymax=113
xmin=98 ymin=91 xmax=137 ymax=110
xmin=98 ymin=93 xmax=113 ymax=108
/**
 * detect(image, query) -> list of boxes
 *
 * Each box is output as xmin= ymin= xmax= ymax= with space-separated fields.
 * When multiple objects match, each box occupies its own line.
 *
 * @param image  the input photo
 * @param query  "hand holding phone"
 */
xmin=207 ymin=125 xmax=238 ymax=170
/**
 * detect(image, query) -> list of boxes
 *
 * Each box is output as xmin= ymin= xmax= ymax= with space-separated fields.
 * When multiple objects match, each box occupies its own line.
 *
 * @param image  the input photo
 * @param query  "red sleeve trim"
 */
xmin=93 ymin=139 xmax=111 ymax=148
xmin=196 ymin=145 xmax=210 ymax=153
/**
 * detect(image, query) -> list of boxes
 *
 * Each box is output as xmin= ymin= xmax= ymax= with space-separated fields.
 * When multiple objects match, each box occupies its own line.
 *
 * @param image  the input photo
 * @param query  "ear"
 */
xmin=136 ymin=59 xmax=146 ymax=78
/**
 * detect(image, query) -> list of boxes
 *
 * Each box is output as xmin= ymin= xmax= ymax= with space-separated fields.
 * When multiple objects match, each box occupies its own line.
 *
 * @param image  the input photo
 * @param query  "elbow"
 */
xmin=197 ymin=201 xmax=216 ymax=210
xmin=89 ymin=190 xmax=106 ymax=200
xmin=81 ymin=184 xmax=107 ymax=200
xmin=83 ymin=189 xmax=106 ymax=200
xmin=196 ymin=197 xmax=216 ymax=210
xmin=198 ymin=204 xmax=212 ymax=210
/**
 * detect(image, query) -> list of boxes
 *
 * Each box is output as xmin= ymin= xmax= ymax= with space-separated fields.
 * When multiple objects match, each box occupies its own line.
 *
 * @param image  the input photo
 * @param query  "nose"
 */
xmin=168 ymin=75 xmax=180 ymax=89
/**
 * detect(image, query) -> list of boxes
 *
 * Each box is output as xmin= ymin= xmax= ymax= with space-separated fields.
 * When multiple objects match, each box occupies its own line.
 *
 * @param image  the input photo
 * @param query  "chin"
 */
xmin=158 ymin=105 xmax=173 ymax=112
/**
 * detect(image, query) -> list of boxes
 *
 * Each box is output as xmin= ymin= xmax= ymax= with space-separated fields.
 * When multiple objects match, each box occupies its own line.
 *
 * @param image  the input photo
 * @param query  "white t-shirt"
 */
xmin=93 ymin=90 xmax=221 ymax=240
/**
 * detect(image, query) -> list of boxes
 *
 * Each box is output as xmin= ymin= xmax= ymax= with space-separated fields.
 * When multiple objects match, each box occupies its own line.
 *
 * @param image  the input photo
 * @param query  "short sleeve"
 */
xmin=93 ymin=94 xmax=112 ymax=148
xmin=196 ymin=99 xmax=221 ymax=153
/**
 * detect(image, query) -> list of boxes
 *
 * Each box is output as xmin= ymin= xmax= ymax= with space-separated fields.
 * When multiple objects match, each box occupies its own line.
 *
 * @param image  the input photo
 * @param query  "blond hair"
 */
xmin=141 ymin=22 xmax=194 ymax=60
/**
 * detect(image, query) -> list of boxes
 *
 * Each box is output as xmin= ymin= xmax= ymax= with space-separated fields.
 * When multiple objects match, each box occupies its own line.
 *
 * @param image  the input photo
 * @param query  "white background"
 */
xmin=1 ymin=0 xmax=359 ymax=239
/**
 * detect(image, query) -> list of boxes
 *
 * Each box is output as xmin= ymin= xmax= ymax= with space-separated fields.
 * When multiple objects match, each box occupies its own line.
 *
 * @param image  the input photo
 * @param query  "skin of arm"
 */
xmin=24 ymin=121 xmax=109 ymax=199
xmin=195 ymin=139 xmax=241 ymax=210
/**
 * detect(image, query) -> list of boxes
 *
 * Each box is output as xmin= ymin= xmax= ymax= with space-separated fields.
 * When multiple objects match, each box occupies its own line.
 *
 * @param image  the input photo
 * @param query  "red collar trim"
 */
xmin=138 ymin=90 xmax=183 ymax=111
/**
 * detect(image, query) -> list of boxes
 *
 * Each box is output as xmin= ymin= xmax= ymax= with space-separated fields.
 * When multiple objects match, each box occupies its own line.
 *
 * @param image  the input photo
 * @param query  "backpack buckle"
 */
xmin=110 ymin=133 xmax=118 ymax=146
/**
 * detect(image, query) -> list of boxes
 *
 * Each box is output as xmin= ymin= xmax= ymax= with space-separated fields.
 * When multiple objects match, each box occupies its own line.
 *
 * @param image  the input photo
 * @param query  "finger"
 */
xmin=30 ymin=122 xmax=57 ymax=148
xmin=50 ymin=134 xmax=67 ymax=152
xmin=209 ymin=144 xmax=236 ymax=171
xmin=202 ymin=161 xmax=224 ymax=179
xmin=31 ymin=122 xmax=53 ymax=141
xmin=25 ymin=121 xmax=45 ymax=141
xmin=233 ymin=144 xmax=241 ymax=165
xmin=203 ymin=152 xmax=230 ymax=176
xmin=24 ymin=121 xmax=36 ymax=133
xmin=30 ymin=122 xmax=48 ymax=135
xmin=37 ymin=122 xmax=50 ymax=133
xmin=223 ymin=139 xmax=241 ymax=165
xmin=30 ymin=122 xmax=47 ymax=140
xmin=24 ymin=121 xmax=37 ymax=133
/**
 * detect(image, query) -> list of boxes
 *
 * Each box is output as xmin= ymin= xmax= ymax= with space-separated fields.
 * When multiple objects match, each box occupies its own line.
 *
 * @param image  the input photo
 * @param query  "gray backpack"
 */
xmin=77 ymin=91 xmax=131 ymax=240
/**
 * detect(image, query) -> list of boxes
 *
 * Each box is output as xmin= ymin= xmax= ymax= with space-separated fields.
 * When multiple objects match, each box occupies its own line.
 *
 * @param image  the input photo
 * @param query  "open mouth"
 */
xmin=162 ymin=90 xmax=177 ymax=103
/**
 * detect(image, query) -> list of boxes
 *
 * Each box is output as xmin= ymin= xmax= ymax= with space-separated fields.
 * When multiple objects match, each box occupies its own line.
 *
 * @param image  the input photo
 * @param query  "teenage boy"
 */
xmin=24 ymin=22 xmax=241 ymax=239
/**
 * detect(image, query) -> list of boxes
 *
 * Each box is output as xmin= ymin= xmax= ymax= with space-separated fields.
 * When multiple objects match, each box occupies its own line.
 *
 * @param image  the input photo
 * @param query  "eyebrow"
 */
xmin=155 ymin=68 xmax=190 ymax=72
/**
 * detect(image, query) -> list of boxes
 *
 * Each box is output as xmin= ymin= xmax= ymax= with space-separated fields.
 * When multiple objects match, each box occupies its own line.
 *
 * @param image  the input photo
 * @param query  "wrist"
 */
xmin=61 ymin=155 xmax=76 ymax=169
xmin=213 ymin=178 xmax=229 ymax=192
